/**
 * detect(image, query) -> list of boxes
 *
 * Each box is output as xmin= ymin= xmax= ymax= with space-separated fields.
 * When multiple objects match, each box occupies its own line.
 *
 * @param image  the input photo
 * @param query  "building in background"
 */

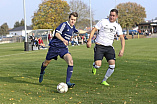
xmin=8 ymin=26 xmax=32 ymax=37
xmin=138 ymin=19 xmax=157 ymax=34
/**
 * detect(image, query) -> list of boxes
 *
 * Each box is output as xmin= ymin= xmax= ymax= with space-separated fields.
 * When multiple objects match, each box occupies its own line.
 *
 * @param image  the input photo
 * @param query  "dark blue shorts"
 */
xmin=46 ymin=46 xmax=69 ymax=60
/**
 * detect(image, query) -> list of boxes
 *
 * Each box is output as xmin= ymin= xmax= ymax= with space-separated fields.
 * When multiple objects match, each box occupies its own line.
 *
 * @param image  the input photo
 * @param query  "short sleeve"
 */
xmin=95 ymin=19 xmax=103 ymax=30
xmin=55 ymin=22 xmax=66 ymax=34
xmin=117 ymin=24 xmax=123 ymax=35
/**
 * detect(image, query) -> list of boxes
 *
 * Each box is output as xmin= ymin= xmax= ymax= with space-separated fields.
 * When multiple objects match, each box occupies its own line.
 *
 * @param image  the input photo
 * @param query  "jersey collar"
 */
xmin=66 ymin=21 xmax=73 ymax=28
xmin=108 ymin=18 xmax=116 ymax=23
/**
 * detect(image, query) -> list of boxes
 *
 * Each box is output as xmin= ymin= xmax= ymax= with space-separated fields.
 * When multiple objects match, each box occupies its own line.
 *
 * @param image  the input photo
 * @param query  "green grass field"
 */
xmin=0 ymin=38 xmax=156 ymax=104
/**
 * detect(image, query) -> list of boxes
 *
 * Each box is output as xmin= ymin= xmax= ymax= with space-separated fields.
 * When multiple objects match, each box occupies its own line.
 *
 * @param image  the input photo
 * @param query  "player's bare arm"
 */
xmin=118 ymin=35 xmax=125 ymax=57
xmin=55 ymin=32 xmax=68 ymax=46
xmin=79 ymin=30 xmax=88 ymax=34
xmin=87 ymin=27 xmax=98 ymax=48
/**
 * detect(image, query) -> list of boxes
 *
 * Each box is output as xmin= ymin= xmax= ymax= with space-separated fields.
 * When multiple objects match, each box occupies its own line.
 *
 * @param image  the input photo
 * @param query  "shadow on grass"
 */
xmin=0 ymin=75 xmax=61 ymax=94
xmin=0 ymin=76 xmax=40 ymax=85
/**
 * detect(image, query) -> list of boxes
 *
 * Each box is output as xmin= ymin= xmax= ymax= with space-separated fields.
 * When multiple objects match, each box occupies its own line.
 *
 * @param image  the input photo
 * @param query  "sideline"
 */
xmin=0 ymin=47 xmax=17 ymax=49
xmin=0 ymin=51 xmax=37 ymax=58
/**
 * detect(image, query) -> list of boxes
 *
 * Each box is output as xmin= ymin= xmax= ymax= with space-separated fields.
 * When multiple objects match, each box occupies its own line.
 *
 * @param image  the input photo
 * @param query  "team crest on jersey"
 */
xmin=110 ymin=29 xmax=113 ymax=32
xmin=67 ymin=29 xmax=69 ymax=31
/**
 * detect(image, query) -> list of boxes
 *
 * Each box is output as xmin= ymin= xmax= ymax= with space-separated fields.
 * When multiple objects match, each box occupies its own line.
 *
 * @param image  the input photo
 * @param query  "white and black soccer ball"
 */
xmin=57 ymin=82 xmax=68 ymax=93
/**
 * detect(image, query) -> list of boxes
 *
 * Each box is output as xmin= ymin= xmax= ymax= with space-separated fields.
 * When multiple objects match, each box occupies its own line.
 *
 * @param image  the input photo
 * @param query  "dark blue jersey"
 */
xmin=49 ymin=21 xmax=79 ymax=47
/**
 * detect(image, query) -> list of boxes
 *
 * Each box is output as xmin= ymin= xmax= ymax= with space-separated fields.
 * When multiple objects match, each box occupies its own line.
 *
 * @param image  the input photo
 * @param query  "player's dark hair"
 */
xmin=110 ymin=9 xmax=118 ymax=15
xmin=69 ymin=12 xmax=78 ymax=19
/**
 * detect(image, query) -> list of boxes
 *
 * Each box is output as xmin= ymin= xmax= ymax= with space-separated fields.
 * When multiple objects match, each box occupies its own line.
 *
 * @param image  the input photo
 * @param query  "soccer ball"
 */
xmin=57 ymin=82 xmax=68 ymax=93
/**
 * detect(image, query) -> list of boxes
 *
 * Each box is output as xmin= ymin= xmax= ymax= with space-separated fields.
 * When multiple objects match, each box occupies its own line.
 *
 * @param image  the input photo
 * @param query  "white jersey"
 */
xmin=95 ymin=18 xmax=123 ymax=46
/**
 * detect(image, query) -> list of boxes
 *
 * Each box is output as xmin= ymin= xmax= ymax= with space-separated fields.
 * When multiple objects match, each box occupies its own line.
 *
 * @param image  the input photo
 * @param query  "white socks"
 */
xmin=102 ymin=68 xmax=114 ymax=82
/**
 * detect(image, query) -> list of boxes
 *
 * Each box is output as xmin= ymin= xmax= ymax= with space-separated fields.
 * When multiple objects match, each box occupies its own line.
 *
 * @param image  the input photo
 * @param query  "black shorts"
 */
xmin=94 ymin=44 xmax=116 ymax=62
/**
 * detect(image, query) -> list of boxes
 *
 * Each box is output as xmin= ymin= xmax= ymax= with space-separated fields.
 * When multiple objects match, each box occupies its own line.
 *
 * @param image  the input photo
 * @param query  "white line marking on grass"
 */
xmin=0 ymin=51 xmax=36 ymax=58
xmin=0 ymin=47 xmax=14 ymax=49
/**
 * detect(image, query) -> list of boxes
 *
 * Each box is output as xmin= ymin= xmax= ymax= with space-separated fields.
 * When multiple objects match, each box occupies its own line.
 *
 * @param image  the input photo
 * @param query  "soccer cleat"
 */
xmin=101 ymin=81 xmax=109 ymax=86
xmin=92 ymin=66 xmax=96 ymax=75
xmin=39 ymin=71 xmax=45 ymax=83
xmin=66 ymin=82 xmax=75 ymax=88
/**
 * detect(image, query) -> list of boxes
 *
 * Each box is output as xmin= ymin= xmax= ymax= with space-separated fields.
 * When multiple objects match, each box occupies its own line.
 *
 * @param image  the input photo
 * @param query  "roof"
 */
xmin=138 ymin=22 xmax=157 ymax=26
xmin=9 ymin=26 xmax=32 ymax=31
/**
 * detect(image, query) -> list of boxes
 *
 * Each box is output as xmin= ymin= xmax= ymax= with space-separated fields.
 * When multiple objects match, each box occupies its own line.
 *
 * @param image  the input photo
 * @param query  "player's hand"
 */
xmin=86 ymin=41 xmax=91 ymax=48
xmin=63 ymin=40 xmax=68 ymax=46
xmin=118 ymin=50 xmax=124 ymax=57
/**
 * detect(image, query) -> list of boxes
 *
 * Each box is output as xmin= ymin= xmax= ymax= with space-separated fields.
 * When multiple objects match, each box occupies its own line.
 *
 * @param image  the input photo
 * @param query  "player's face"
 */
xmin=109 ymin=12 xmax=118 ymax=23
xmin=69 ymin=15 xmax=77 ymax=26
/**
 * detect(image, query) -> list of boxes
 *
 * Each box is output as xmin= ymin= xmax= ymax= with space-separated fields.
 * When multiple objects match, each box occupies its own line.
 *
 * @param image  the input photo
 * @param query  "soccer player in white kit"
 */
xmin=87 ymin=9 xmax=125 ymax=86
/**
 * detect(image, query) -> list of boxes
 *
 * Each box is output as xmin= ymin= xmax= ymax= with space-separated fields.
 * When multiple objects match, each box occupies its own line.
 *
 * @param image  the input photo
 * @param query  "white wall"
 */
xmin=9 ymin=30 xmax=32 ymax=37
xmin=22 ymin=30 xmax=32 ymax=37
xmin=9 ymin=31 xmax=22 ymax=36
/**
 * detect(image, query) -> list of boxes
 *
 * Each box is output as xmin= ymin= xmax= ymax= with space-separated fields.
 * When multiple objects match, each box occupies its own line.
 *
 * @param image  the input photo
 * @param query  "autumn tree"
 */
xmin=14 ymin=19 xmax=25 ymax=28
xmin=32 ymin=0 xmax=70 ymax=30
xmin=0 ymin=23 xmax=9 ymax=35
xmin=117 ymin=2 xmax=146 ymax=34
xmin=69 ymin=0 xmax=94 ymax=29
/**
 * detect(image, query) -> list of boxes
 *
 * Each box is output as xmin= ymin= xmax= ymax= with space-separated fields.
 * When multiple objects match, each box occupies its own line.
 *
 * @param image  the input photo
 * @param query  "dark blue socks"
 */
xmin=40 ymin=62 xmax=47 ymax=74
xmin=66 ymin=65 xmax=73 ymax=83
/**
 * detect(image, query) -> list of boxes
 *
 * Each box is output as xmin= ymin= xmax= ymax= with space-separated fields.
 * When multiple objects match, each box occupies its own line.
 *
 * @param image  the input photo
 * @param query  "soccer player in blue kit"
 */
xmin=39 ymin=12 xmax=87 ymax=88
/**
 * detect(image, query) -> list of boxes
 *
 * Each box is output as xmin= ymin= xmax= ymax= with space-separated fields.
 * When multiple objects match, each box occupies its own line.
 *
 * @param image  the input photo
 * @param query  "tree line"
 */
xmin=0 ymin=0 xmax=147 ymax=36
xmin=0 ymin=19 xmax=26 ymax=36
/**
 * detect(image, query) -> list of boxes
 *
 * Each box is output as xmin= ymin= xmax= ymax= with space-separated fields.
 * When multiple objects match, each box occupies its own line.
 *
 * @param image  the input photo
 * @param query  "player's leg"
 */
xmin=92 ymin=60 xmax=102 ymax=75
xmin=39 ymin=46 xmax=57 ymax=83
xmin=92 ymin=44 xmax=104 ymax=75
xmin=40 ymin=59 xmax=51 ymax=74
xmin=39 ymin=59 xmax=51 ymax=83
xmin=101 ymin=60 xmax=115 ymax=86
xmin=101 ymin=46 xmax=116 ymax=85
xmin=63 ymin=53 xmax=75 ymax=88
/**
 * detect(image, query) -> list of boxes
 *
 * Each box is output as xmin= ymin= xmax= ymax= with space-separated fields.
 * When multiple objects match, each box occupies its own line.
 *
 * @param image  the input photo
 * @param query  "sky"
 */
xmin=0 ymin=0 xmax=156 ymax=28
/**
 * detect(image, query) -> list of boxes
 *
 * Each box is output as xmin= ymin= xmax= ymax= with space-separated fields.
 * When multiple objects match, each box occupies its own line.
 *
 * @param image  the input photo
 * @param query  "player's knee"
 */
xmin=68 ymin=59 xmax=73 ymax=66
xmin=93 ymin=62 xmax=101 ymax=69
xmin=43 ymin=61 xmax=50 ymax=66
xmin=109 ymin=64 xmax=115 ymax=69
xmin=94 ymin=65 xmax=101 ymax=69
xmin=43 ymin=63 xmax=48 ymax=66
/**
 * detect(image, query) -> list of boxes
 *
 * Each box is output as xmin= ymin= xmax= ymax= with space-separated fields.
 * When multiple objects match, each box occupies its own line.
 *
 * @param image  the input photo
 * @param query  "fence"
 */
xmin=0 ymin=35 xmax=48 ymax=44
xmin=0 ymin=35 xmax=25 ymax=44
